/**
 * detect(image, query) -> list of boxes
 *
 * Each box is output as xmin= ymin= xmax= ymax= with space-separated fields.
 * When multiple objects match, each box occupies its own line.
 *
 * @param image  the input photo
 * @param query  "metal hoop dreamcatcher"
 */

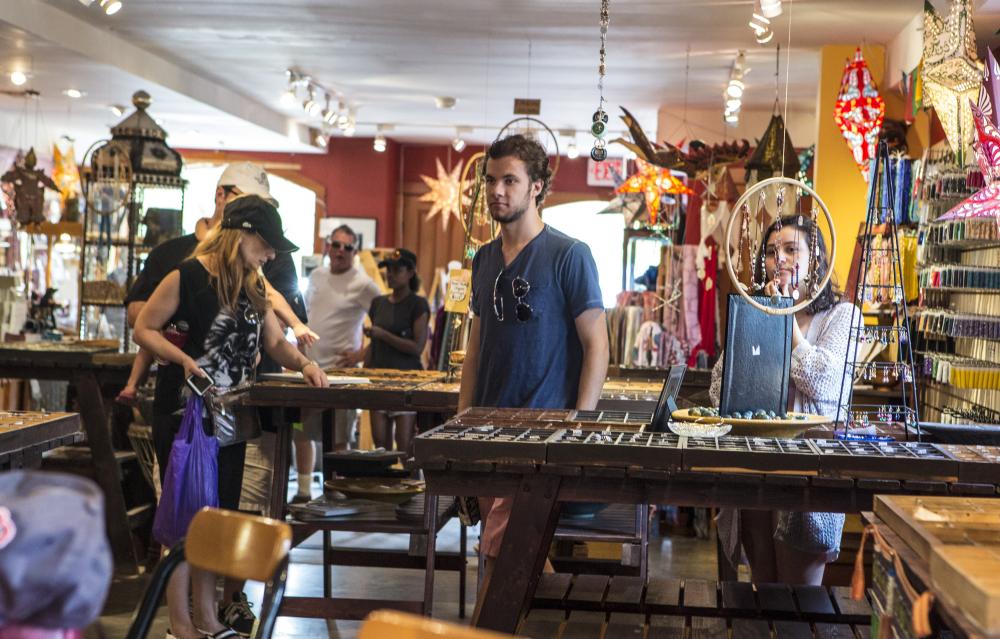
xmin=723 ymin=176 xmax=837 ymax=316
xmin=458 ymin=151 xmax=496 ymax=259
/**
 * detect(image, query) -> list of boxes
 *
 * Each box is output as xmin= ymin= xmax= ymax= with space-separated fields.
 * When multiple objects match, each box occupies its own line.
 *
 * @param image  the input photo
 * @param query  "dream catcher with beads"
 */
xmin=724 ymin=176 xmax=837 ymax=316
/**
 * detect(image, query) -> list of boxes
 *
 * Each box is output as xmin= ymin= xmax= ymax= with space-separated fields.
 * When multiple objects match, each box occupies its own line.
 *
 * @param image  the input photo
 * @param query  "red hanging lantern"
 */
xmin=833 ymin=48 xmax=886 ymax=181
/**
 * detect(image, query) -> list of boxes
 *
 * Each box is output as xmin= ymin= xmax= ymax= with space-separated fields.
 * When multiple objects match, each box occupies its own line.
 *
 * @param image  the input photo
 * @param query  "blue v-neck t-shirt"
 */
xmin=470 ymin=225 xmax=604 ymax=409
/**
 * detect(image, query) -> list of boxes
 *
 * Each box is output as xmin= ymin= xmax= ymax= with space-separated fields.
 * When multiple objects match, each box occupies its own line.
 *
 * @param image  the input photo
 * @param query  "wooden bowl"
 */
xmin=671 ymin=408 xmax=831 ymax=438
xmin=324 ymin=478 xmax=425 ymax=504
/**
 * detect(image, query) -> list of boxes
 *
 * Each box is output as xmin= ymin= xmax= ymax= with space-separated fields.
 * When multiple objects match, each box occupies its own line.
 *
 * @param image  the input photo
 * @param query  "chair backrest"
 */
xmin=185 ymin=508 xmax=291 ymax=583
xmin=358 ymin=611 xmax=516 ymax=639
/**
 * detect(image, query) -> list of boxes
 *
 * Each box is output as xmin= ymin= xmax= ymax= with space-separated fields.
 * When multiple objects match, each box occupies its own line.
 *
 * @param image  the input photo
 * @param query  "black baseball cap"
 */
xmin=221 ymin=194 xmax=298 ymax=253
xmin=378 ymin=248 xmax=417 ymax=269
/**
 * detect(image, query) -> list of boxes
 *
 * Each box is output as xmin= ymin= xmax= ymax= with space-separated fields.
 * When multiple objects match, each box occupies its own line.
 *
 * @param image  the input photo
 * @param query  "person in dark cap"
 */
xmin=0 ymin=471 xmax=111 ymax=636
xmin=363 ymin=248 xmax=429 ymax=455
xmin=135 ymin=194 xmax=329 ymax=639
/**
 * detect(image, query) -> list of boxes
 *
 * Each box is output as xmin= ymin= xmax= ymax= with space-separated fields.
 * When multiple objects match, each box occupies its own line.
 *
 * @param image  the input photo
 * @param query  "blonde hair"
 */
xmin=189 ymin=228 xmax=269 ymax=313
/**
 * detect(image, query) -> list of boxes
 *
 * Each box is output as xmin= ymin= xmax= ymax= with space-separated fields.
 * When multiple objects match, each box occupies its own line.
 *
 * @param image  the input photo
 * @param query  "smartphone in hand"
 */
xmin=185 ymin=372 xmax=215 ymax=396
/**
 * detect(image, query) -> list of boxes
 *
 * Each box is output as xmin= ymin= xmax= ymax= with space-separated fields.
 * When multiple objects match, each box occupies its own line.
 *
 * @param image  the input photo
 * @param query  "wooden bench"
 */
xmin=519 ymin=574 xmax=872 ymax=638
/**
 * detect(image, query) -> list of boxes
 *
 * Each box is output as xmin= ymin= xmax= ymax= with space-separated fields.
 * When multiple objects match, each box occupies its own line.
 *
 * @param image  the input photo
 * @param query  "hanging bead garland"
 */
xmin=590 ymin=0 xmax=610 ymax=161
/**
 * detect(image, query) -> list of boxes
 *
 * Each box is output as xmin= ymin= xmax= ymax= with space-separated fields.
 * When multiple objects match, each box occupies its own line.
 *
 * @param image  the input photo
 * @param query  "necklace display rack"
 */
xmin=837 ymin=141 xmax=921 ymax=440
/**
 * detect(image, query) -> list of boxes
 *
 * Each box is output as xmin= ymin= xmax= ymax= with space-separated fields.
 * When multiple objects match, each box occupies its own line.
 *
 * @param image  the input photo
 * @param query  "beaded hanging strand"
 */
xmin=590 ymin=0 xmax=611 ymax=161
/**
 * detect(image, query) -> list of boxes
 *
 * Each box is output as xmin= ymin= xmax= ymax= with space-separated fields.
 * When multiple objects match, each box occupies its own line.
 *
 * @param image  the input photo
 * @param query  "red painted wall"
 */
xmin=179 ymin=137 xmax=611 ymax=249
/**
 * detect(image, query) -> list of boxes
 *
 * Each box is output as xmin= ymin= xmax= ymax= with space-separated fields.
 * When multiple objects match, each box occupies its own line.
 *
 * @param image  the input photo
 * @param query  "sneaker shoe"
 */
xmin=289 ymin=493 xmax=312 ymax=505
xmin=218 ymin=592 xmax=255 ymax=638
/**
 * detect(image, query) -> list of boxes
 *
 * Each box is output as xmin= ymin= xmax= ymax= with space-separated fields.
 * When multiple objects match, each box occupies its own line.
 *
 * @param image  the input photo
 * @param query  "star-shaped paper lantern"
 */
xmin=833 ymin=49 xmax=886 ymax=181
xmin=922 ymin=0 xmax=981 ymax=162
xmin=615 ymin=159 xmax=694 ymax=226
xmin=419 ymin=159 xmax=468 ymax=231
xmin=977 ymin=47 xmax=1000 ymax=128
xmin=940 ymin=60 xmax=1000 ymax=222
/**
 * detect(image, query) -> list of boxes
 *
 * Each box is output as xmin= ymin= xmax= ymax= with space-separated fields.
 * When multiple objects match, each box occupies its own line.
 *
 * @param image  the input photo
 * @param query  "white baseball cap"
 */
xmin=217 ymin=162 xmax=279 ymax=208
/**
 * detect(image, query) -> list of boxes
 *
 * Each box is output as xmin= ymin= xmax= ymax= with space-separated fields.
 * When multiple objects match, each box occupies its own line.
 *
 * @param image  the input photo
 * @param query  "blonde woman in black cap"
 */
xmin=364 ymin=248 xmax=429 ymax=455
xmin=135 ymin=195 xmax=328 ymax=639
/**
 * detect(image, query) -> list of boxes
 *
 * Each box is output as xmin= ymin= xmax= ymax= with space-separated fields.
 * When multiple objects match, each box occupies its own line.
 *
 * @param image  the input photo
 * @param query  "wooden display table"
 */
xmin=0 ymin=341 xmax=138 ymax=572
xmin=0 ymin=410 xmax=82 ymax=469
xmin=414 ymin=413 xmax=1000 ymax=633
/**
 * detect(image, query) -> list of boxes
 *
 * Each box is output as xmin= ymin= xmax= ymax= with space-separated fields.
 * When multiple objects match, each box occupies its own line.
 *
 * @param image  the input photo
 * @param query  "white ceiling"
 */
xmin=3 ymin=0 xmax=999 ymax=156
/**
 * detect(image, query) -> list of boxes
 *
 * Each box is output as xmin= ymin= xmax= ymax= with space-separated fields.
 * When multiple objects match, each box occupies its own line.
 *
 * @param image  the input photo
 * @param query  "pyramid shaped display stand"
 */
xmin=836 ymin=141 xmax=921 ymax=440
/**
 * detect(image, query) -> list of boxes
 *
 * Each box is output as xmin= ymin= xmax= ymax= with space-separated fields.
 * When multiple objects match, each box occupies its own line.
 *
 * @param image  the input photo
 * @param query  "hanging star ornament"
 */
xmin=922 ymin=0 xmax=981 ymax=163
xmin=833 ymin=48 xmax=886 ymax=181
xmin=615 ymin=158 xmax=694 ymax=226
xmin=419 ymin=158 xmax=468 ymax=231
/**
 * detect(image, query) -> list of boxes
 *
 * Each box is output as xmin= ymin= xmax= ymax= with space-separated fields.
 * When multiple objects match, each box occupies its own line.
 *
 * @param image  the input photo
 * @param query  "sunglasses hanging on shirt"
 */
xmin=492 ymin=271 xmax=533 ymax=322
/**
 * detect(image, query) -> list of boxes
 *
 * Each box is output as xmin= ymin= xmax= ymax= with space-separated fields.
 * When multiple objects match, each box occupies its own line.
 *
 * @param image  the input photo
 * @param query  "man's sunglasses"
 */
xmin=492 ymin=271 xmax=532 ymax=322
xmin=328 ymin=240 xmax=356 ymax=252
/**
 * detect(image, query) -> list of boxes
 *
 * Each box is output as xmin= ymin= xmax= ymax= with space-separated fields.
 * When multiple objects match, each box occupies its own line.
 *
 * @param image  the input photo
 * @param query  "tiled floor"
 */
xmin=93 ymin=498 xmax=717 ymax=638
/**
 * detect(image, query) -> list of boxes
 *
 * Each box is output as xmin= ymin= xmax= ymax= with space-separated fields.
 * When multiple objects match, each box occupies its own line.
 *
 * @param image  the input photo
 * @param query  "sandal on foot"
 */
xmin=198 ymin=629 xmax=239 ymax=639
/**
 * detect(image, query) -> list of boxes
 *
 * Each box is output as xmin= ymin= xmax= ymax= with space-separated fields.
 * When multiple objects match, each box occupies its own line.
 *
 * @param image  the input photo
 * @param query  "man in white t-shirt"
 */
xmin=293 ymin=224 xmax=382 ymax=502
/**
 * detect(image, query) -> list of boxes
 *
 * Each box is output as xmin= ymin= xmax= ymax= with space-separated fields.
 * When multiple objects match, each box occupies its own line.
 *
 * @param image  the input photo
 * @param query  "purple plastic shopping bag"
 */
xmin=152 ymin=395 xmax=219 ymax=547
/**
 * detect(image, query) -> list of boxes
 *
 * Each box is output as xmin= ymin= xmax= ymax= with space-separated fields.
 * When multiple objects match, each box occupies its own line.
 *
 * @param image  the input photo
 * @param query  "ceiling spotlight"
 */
xmin=314 ymin=131 xmax=328 ymax=148
xmin=63 ymin=88 xmax=85 ymax=99
xmin=9 ymin=71 xmax=26 ymax=86
xmin=305 ymin=89 xmax=322 ymax=117
xmin=108 ymin=104 xmax=126 ymax=116
xmin=749 ymin=13 xmax=774 ymax=44
xmin=725 ymin=97 xmax=742 ymax=111
xmin=77 ymin=0 xmax=95 ymax=5
xmin=759 ymin=0 xmax=782 ymax=18
xmin=99 ymin=0 xmax=122 ymax=15
xmin=321 ymin=94 xmax=335 ymax=123
xmin=726 ymin=80 xmax=744 ymax=99
xmin=280 ymin=87 xmax=296 ymax=107
xmin=725 ymin=114 xmax=740 ymax=125
xmin=452 ymin=137 xmax=466 ymax=152
xmin=374 ymin=133 xmax=387 ymax=153
xmin=342 ymin=110 xmax=357 ymax=137
xmin=566 ymin=141 xmax=579 ymax=159
xmin=434 ymin=96 xmax=457 ymax=110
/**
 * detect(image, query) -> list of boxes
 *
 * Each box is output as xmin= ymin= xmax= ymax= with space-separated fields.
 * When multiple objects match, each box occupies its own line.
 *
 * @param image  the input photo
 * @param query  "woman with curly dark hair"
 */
xmin=710 ymin=214 xmax=860 ymax=585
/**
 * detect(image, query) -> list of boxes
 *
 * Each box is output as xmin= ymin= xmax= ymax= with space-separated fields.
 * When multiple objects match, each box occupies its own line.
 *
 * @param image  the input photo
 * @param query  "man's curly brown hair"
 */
xmin=487 ymin=134 xmax=553 ymax=207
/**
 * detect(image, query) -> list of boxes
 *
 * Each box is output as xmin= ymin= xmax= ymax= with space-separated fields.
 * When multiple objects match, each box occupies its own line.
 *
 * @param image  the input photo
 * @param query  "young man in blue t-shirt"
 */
xmin=458 ymin=134 xmax=609 ymax=621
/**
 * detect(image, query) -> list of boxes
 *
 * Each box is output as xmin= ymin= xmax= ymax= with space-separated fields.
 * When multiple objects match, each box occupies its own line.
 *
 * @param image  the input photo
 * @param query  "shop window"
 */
xmin=543 ymin=200 xmax=624 ymax=307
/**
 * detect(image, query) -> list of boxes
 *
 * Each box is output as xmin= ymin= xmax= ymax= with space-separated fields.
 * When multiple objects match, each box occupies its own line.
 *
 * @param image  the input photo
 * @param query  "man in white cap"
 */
xmin=121 ymin=162 xmax=317 ymax=636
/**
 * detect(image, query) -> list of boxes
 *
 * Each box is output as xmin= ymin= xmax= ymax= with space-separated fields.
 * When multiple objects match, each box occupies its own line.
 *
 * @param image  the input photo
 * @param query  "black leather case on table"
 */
xmin=720 ymin=294 xmax=793 ymax=416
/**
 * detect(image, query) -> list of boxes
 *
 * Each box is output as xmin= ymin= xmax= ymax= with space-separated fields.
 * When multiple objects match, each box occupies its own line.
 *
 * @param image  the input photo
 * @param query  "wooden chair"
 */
xmin=125 ymin=508 xmax=292 ymax=639
xmin=358 ymin=610 xmax=515 ymax=639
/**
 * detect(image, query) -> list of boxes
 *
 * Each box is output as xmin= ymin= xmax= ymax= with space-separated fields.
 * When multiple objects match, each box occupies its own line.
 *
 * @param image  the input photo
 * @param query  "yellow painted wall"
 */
xmin=814 ymin=45 xmax=885 ymax=288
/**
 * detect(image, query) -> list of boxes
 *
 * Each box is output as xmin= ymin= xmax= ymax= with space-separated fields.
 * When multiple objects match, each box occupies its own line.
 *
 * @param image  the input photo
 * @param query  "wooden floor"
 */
xmin=91 ymin=499 xmax=717 ymax=639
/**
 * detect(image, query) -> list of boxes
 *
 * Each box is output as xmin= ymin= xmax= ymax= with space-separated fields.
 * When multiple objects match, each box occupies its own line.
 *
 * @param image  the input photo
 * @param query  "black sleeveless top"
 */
xmin=152 ymin=259 xmax=262 ymax=416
